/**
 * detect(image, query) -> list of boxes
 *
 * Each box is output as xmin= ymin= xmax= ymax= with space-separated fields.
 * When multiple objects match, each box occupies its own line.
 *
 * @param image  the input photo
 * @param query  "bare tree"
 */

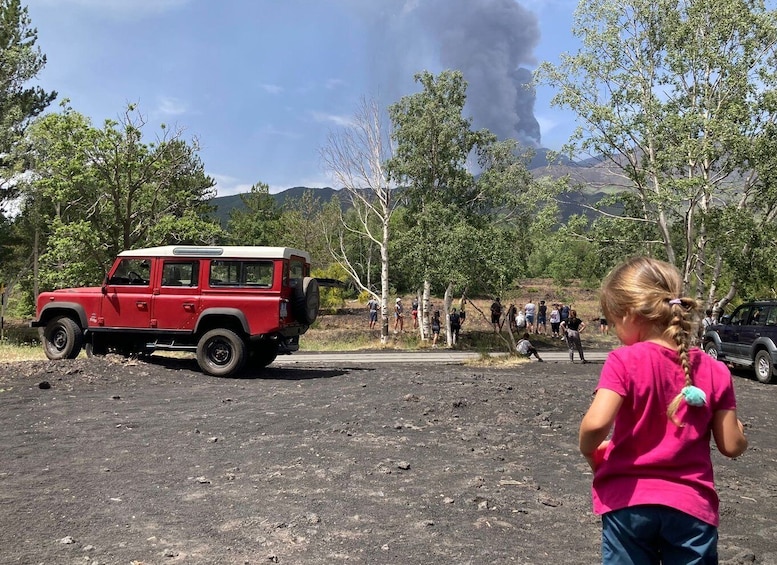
xmin=320 ymin=98 xmax=396 ymax=344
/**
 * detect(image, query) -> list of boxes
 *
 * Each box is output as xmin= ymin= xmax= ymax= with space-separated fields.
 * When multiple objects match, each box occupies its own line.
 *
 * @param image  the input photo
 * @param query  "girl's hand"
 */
xmin=586 ymin=440 xmax=610 ymax=471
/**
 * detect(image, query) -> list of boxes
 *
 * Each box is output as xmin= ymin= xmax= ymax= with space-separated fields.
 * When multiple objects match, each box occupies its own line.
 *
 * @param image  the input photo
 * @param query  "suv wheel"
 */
xmin=197 ymin=329 xmax=246 ymax=377
xmin=754 ymin=350 xmax=775 ymax=384
xmin=42 ymin=316 xmax=83 ymax=360
xmin=704 ymin=342 xmax=719 ymax=360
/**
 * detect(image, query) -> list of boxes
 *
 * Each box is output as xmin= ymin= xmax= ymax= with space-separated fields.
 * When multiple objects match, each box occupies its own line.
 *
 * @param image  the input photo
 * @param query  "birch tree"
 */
xmin=320 ymin=98 xmax=396 ymax=343
xmin=537 ymin=0 xmax=777 ymax=309
xmin=388 ymin=71 xmax=530 ymax=347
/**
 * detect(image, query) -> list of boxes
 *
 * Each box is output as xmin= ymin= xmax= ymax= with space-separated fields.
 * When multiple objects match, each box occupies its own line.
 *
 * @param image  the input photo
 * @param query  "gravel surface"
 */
xmin=0 ymin=354 xmax=774 ymax=564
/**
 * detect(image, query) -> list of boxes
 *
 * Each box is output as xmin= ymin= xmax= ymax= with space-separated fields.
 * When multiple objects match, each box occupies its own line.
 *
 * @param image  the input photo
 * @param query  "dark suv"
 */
xmin=702 ymin=300 xmax=777 ymax=384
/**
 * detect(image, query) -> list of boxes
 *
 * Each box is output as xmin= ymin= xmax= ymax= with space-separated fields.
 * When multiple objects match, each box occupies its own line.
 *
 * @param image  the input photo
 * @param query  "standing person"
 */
xmin=549 ymin=303 xmax=561 ymax=338
xmin=393 ymin=298 xmax=404 ymax=333
xmin=449 ymin=308 xmax=461 ymax=346
xmin=599 ymin=312 xmax=609 ymax=335
xmin=536 ymin=300 xmax=548 ymax=335
xmin=702 ymin=308 xmax=715 ymax=331
xmin=560 ymin=303 xmax=570 ymax=324
xmin=431 ymin=311 xmax=442 ymax=348
xmin=458 ymin=297 xmax=467 ymax=330
xmin=516 ymin=332 xmax=544 ymax=361
xmin=490 ymin=297 xmax=502 ymax=332
xmin=525 ymin=298 xmax=536 ymax=333
xmin=506 ymin=303 xmax=517 ymax=332
xmin=411 ymin=298 xmax=419 ymax=329
xmin=515 ymin=308 xmax=526 ymax=332
xmin=560 ymin=303 xmax=570 ymax=341
xmin=561 ymin=309 xmax=587 ymax=363
xmin=367 ymin=296 xmax=379 ymax=330
xmin=579 ymin=256 xmax=747 ymax=564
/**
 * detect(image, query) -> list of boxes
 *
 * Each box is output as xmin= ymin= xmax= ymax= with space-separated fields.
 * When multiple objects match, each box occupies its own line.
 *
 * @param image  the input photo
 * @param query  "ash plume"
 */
xmin=343 ymin=0 xmax=541 ymax=147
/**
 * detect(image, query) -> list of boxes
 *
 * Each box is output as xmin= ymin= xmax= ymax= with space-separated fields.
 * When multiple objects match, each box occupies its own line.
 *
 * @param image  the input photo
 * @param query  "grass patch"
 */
xmin=0 ymin=342 xmax=46 ymax=362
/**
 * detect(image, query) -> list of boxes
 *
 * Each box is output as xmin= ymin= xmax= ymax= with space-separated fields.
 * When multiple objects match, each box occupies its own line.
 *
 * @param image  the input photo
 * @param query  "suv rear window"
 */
xmin=210 ymin=260 xmax=274 ymax=288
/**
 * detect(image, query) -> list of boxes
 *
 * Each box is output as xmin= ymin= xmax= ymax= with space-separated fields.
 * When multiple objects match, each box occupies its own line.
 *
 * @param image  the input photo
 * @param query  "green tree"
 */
xmin=226 ymin=182 xmax=282 ymax=245
xmin=23 ymin=104 xmax=222 ymax=291
xmin=278 ymin=189 xmax=330 ymax=268
xmin=387 ymin=71 xmax=533 ymax=345
xmin=0 ymin=0 xmax=55 ymax=204
xmin=537 ymin=0 xmax=777 ymax=308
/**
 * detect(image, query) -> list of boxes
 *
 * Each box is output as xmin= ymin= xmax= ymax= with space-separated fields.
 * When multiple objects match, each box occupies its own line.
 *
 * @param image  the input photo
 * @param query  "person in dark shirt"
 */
xmin=561 ymin=309 xmax=587 ymax=363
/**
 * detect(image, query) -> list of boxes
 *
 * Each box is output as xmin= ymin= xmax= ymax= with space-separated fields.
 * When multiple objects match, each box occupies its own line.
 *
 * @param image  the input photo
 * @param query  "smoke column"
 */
xmin=342 ymin=0 xmax=541 ymax=147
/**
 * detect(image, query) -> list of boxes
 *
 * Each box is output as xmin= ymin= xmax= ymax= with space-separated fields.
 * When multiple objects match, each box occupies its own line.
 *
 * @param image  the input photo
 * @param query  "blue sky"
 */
xmin=25 ymin=0 xmax=579 ymax=196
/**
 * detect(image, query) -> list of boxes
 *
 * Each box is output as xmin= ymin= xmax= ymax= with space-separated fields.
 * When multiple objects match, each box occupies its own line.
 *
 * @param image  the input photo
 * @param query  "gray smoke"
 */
xmin=342 ymin=0 xmax=541 ymax=147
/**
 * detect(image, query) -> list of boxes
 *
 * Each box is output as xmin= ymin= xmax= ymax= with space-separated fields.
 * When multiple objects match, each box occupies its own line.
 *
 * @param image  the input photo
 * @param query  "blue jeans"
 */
xmin=602 ymin=505 xmax=718 ymax=564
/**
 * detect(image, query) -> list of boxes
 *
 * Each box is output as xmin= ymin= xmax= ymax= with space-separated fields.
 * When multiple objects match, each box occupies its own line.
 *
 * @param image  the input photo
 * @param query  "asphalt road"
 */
xmin=274 ymin=349 xmax=611 ymax=365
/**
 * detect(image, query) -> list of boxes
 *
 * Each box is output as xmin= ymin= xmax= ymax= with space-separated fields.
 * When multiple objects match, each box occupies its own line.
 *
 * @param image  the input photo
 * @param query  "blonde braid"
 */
xmin=666 ymin=297 xmax=698 ymax=424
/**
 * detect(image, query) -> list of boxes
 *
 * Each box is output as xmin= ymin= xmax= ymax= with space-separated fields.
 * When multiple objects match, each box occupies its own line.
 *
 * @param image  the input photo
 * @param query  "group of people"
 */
xmin=490 ymin=297 xmax=588 ymax=363
xmin=369 ymin=296 xmax=466 ymax=345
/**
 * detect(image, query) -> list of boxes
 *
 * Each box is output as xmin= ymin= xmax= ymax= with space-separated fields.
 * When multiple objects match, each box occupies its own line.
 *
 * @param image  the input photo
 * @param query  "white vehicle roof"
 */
xmin=118 ymin=246 xmax=311 ymax=262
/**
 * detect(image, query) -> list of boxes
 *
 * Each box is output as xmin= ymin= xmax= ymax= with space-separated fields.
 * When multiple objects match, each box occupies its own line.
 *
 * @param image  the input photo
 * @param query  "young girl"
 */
xmin=580 ymin=256 xmax=748 ymax=564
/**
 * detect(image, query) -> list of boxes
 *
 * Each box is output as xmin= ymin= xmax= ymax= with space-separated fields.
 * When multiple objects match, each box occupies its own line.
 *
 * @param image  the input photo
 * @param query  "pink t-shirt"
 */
xmin=592 ymin=341 xmax=737 ymax=526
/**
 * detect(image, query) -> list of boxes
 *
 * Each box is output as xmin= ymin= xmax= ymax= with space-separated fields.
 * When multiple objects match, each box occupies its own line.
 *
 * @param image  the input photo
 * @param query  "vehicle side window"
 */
xmin=766 ymin=307 xmax=777 ymax=326
xmin=209 ymin=260 xmax=273 ymax=287
xmin=109 ymin=259 xmax=151 ymax=286
xmin=162 ymin=261 xmax=199 ymax=287
xmin=244 ymin=262 xmax=273 ymax=287
xmin=730 ymin=306 xmax=751 ymax=326
xmin=750 ymin=306 xmax=766 ymax=326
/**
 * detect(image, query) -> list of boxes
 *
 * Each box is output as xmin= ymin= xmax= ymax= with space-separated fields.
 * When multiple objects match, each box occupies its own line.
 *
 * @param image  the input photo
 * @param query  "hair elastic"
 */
xmin=668 ymin=298 xmax=682 ymax=305
xmin=682 ymin=385 xmax=707 ymax=406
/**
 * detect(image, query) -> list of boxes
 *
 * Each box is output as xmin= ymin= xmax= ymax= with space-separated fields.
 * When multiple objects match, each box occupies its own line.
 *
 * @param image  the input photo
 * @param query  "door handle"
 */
xmin=136 ymin=301 xmax=148 ymax=310
xmin=183 ymin=302 xmax=195 ymax=312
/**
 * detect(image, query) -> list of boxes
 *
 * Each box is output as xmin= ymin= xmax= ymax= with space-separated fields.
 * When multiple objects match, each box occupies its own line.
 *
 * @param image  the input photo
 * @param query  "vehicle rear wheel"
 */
xmin=704 ymin=342 xmax=719 ymax=361
xmin=249 ymin=341 xmax=279 ymax=368
xmin=196 ymin=329 xmax=246 ymax=377
xmin=754 ymin=350 xmax=775 ymax=384
xmin=42 ymin=316 xmax=83 ymax=360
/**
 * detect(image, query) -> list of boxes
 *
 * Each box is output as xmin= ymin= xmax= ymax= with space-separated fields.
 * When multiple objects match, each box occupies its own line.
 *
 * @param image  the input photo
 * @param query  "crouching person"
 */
xmin=516 ymin=332 xmax=543 ymax=361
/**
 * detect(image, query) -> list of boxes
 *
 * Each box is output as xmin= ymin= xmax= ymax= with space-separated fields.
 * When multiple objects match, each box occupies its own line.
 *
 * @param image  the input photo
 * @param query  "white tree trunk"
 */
xmin=443 ymin=282 xmax=454 ymax=347
xmin=422 ymin=281 xmax=432 ymax=341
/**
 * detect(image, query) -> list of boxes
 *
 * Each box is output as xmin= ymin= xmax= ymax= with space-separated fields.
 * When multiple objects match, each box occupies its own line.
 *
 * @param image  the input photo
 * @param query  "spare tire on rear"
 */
xmin=292 ymin=277 xmax=320 ymax=325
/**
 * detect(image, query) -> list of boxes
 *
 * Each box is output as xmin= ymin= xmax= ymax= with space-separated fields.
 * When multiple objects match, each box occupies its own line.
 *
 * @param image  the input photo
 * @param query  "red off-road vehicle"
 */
xmin=30 ymin=246 xmax=320 ymax=377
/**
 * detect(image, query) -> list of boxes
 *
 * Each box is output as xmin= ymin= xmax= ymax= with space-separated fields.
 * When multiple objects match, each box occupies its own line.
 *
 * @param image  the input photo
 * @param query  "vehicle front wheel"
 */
xmin=754 ymin=350 xmax=775 ymax=384
xmin=196 ymin=329 xmax=246 ymax=377
xmin=704 ymin=342 xmax=719 ymax=361
xmin=42 ymin=316 xmax=83 ymax=360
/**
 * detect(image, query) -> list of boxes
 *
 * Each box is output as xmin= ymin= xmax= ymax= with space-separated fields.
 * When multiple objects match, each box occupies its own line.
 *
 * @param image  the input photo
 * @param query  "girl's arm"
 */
xmin=711 ymin=409 xmax=748 ymax=458
xmin=579 ymin=388 xmax=623 ymax=469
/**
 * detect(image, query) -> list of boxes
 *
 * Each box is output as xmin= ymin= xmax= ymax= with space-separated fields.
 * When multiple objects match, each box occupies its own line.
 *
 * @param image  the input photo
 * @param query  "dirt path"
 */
xmin=0 ymin=355 xmax=774 ymax=564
